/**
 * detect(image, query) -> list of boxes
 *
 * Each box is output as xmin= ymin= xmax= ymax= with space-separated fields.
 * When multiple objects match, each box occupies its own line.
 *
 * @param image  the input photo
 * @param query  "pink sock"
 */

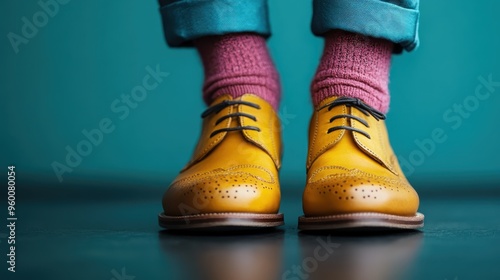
xmin=311 ymin=30 xmax=393 ymax=113
xmin=194 ymin=33 xmax=280 ymax=110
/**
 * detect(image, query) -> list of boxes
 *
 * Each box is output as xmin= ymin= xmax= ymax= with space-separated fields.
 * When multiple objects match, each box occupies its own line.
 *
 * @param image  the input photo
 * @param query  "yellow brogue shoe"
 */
xmin=159 ymin=94 xmax=284 ymax=230
xmin=299 ymin=96 xmax=424 ymax=230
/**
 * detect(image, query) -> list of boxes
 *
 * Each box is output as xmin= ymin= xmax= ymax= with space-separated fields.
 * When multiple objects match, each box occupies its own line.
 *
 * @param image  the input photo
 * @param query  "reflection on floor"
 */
xmin=4 ymin=186 xmax=500 ymax=280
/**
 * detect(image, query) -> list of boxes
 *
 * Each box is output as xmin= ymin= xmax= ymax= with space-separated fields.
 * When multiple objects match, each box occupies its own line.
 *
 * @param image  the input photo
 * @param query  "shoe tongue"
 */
xmin=307 ymin=96 xmax=398 ymax=174
xmin=185 ymin=94 xmax=282 ymax=170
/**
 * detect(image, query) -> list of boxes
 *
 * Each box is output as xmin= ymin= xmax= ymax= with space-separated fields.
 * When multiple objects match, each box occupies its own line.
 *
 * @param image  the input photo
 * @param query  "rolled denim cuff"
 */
xmin=312 ymin=0 xmax=420 ymax=53
xmin=159 ymin=0 xmax=271 ymax=47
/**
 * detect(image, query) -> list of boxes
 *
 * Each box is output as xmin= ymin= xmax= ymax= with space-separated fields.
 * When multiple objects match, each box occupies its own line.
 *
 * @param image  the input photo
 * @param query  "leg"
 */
xmin=310 ymin=0 xmax=420 ymax=112
xmin=157 ymin=0 xmax=283 ymax=230
xmin=195 ymin=33 xmax=280 ymax=109
xmin=300 ymin=0 xmax=424 ymax=230
xmin=158 ymin=0 xmax=280 ymax=109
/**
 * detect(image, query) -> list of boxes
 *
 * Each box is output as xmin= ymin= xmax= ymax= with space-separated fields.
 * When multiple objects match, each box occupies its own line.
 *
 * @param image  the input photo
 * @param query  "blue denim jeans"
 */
xmin=158 ymin=0 xmax=419 ymax=52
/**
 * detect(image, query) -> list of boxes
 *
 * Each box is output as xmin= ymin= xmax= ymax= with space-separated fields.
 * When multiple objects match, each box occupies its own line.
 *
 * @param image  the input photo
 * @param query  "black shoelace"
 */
xmin=320 ymin=97 xmax=386 ymax=139
xmin=201 ymin=100 xmax=261 ymax=138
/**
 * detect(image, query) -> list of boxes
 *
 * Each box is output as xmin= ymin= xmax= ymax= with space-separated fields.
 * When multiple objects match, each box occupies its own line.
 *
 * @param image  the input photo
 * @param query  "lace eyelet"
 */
xmin=323 ymin=97 xmax=385 ymax=139
xmin=202 ymin=100 xmax=262 ymax=137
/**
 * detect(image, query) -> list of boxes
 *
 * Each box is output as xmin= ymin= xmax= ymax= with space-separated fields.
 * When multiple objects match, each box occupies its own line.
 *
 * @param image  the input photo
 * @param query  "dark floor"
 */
xmin=2 ymin=184 xmax=500 ymax=280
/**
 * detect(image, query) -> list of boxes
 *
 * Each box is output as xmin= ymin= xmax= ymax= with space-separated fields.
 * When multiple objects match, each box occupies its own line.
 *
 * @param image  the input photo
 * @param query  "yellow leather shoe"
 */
xmin=299 ymin=96 xmax=424 ymax=230
xmin=158 ymin=94 xmax=284 ymax=230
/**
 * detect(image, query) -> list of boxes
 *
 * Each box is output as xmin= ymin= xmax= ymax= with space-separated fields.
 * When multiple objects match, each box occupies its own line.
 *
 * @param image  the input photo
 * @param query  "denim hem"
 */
xmin=311 ymin=0 xmax=420 ymax=52
xmin=159 ymin=0 xmax=271 ymax=47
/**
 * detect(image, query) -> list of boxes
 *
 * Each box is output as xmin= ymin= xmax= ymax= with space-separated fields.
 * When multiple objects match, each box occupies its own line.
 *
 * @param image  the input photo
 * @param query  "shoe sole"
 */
xmin=298 ymin=212 xmax=424 ymax=231
xmin=158 ymin=212 xmax=284 ymax=230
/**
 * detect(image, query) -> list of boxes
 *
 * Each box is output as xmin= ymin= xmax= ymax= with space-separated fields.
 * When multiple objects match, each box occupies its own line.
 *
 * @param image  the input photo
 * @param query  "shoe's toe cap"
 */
xmin=303 ymin=167 xmax=419 ymax=217
xmin=163 ymin=170 xmax=281 ymax=216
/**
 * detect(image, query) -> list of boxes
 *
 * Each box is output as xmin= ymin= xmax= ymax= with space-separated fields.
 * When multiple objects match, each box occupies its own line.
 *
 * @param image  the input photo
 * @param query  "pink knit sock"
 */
xmin=194 ymin=33 xmax=280 ymax=110
xmin=311 ymin=30 xmax=393 ymax=113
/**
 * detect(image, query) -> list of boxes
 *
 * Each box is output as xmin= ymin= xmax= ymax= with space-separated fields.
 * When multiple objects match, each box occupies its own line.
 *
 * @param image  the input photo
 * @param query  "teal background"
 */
xmin=1 ymin=0 xmax=499 ymax=191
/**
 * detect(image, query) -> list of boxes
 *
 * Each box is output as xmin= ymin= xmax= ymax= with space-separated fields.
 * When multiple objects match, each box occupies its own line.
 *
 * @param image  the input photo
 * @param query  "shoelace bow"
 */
xmin=321 ymin=97 xmax=386 ymax=139
xmin=201 ymin=100 xmax=261 ymax=138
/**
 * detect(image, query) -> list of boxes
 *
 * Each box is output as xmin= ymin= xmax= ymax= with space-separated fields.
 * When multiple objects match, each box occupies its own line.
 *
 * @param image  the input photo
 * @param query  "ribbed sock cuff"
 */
xmin=311 ymin=30 xmax=393 ymax=113
xmin=195 ymin=33 xmax=281 ymax=110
